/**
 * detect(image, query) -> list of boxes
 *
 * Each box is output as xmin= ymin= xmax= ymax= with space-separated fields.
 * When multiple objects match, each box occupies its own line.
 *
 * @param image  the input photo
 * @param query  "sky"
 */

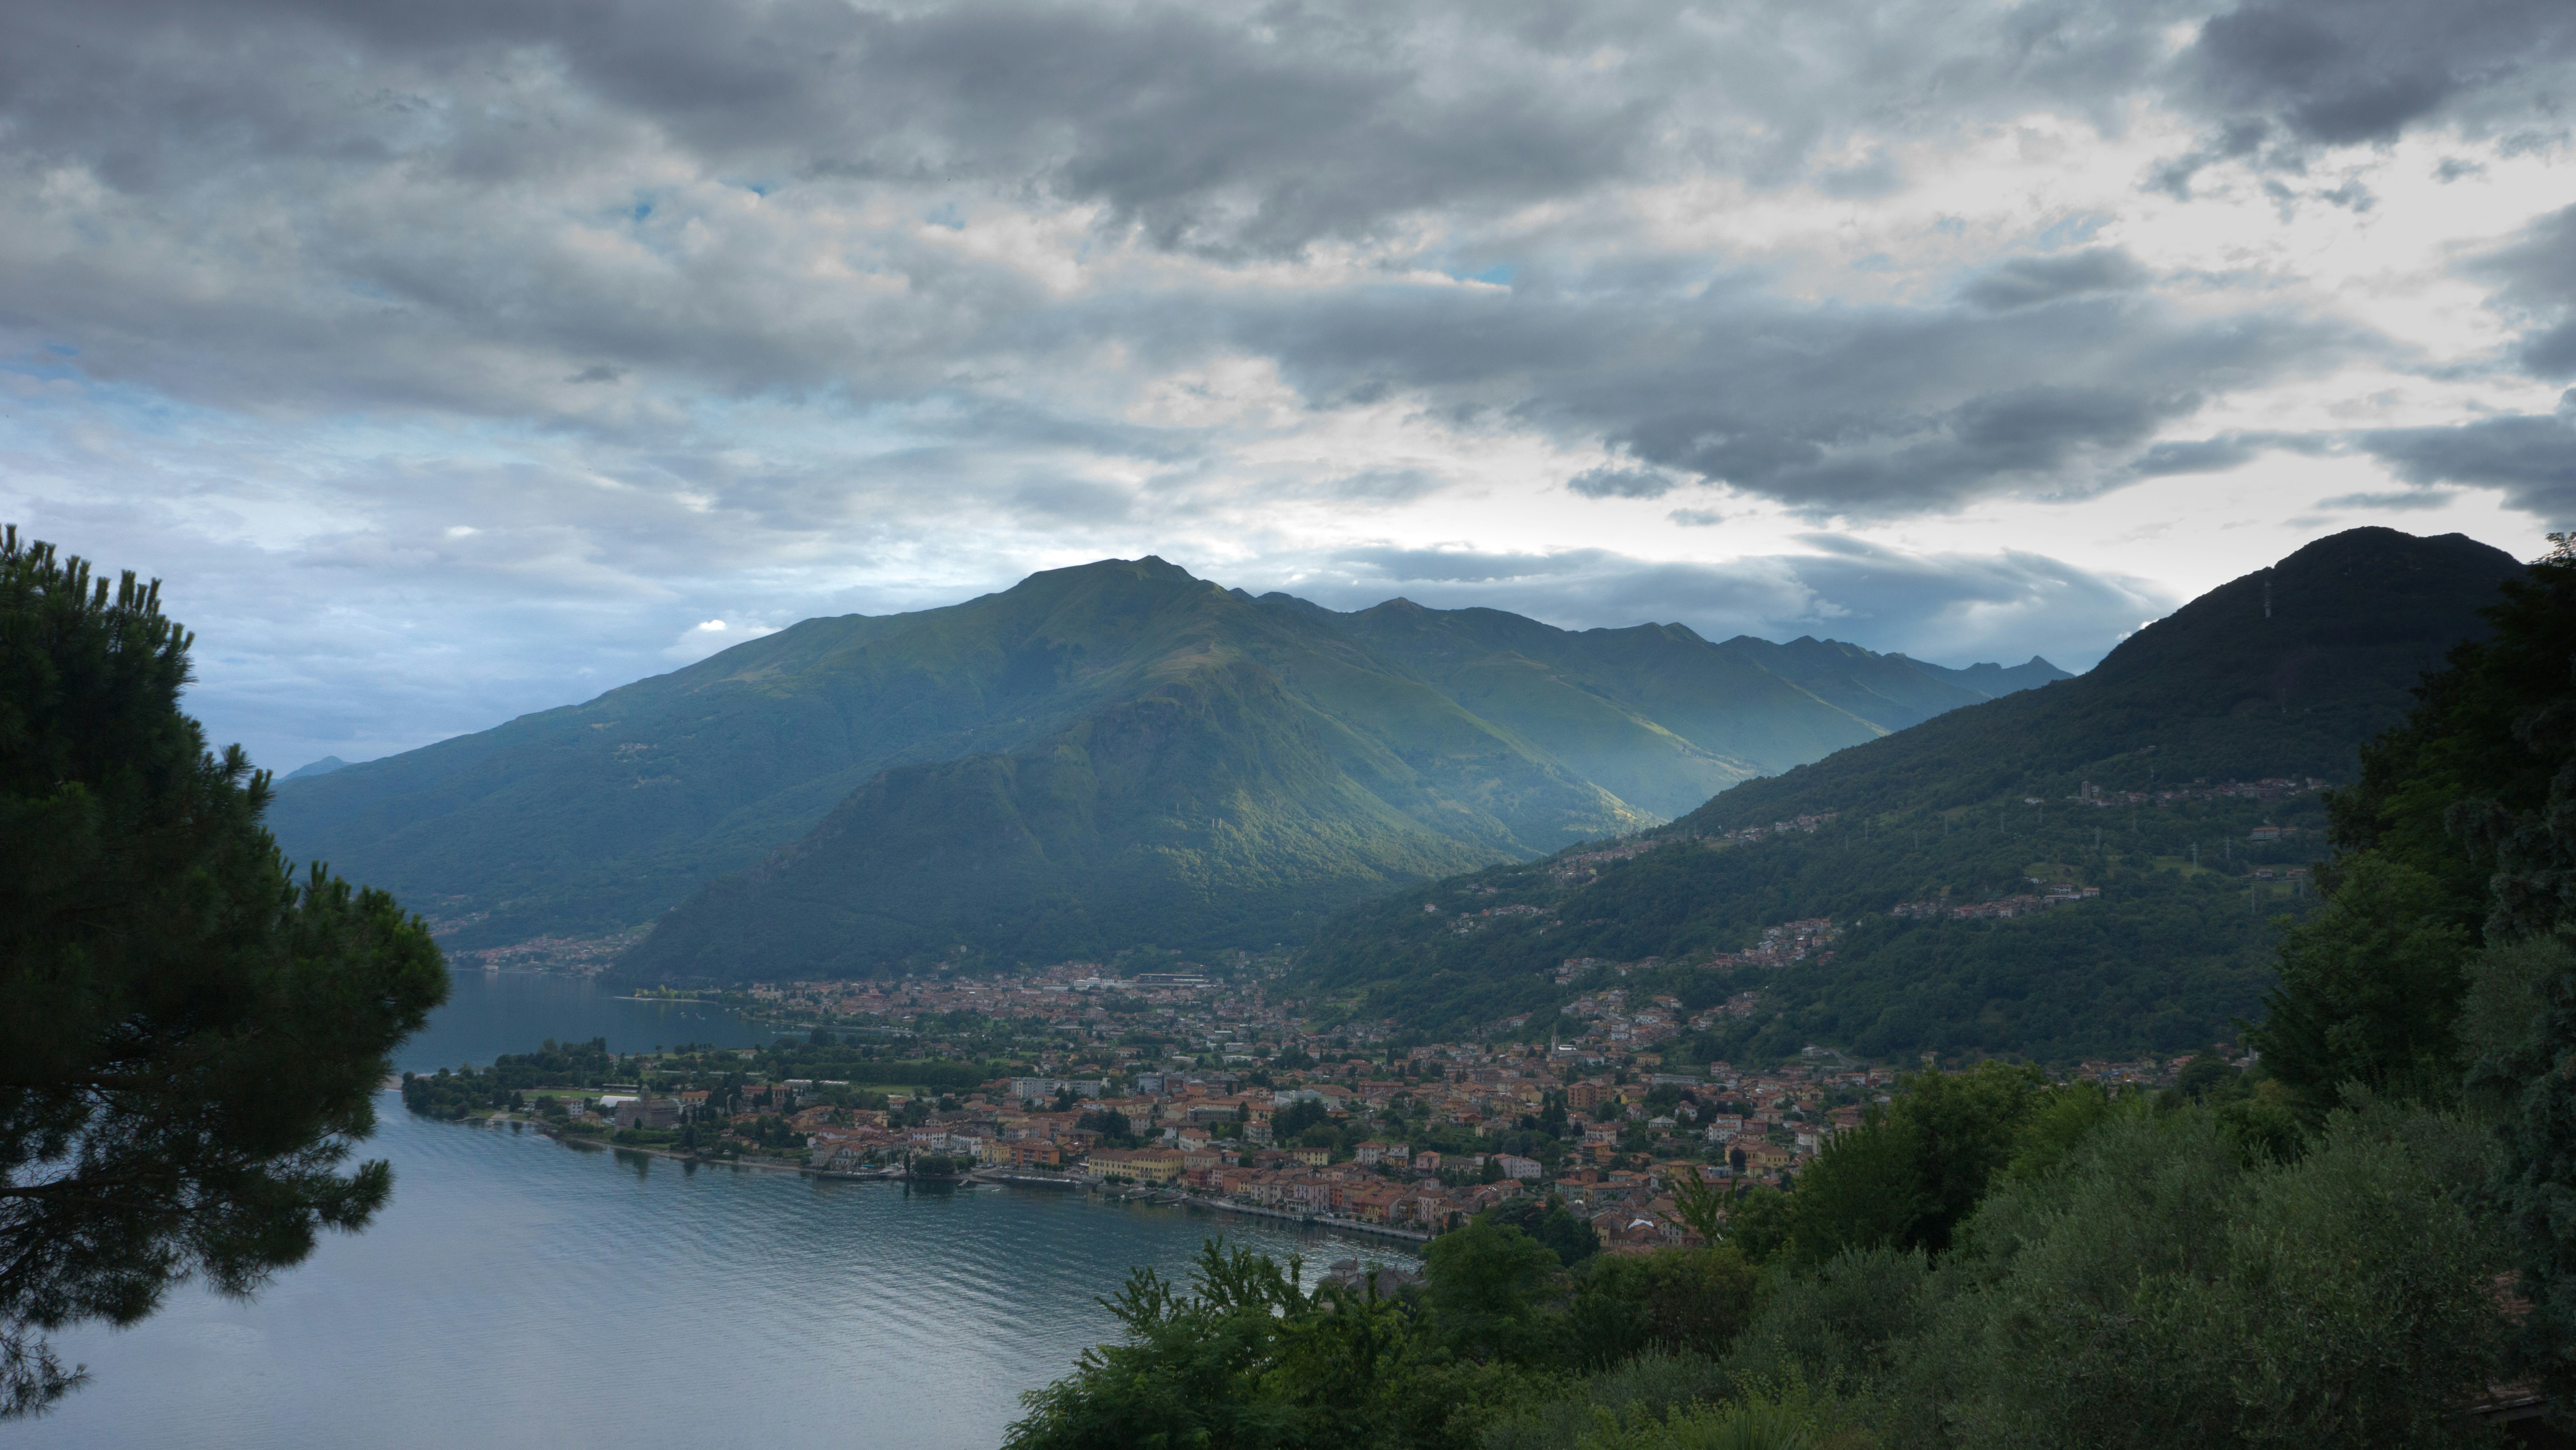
xmin=5 ymin=0 xmax=2574 ymax=773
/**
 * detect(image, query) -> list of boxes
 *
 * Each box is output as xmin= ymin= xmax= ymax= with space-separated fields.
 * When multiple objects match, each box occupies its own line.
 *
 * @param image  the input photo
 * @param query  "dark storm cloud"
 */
xmin=2132 ymin=436 xmax=2262 ymax=476
xmin=0 ymin=0 xmax=2248 ymax=269
xmin=2178 ymin=0 xmax=2576 ymax=148
xmin=1225 ymin=276 xmax=2364 ymax=519
xmin=1960 ymin=248 xmax=2153 ymax=311
xmin=0 ymin=0 xmax=1656 ymax=261
xmin=1260 ymin=539 xmax=2168 ymax=668
xmin=2462 ymin=204 xmax=2576 ymax=380
xmin=7 ymin=0 xmax=2575 ymax=774
xmin=1566 ymin=467 xmax=1676 ymax=499
xmin=0 ymin=0 xmax=2516 ymax=531
xmin=2357 ymin=396 xmax=2576 ymax=525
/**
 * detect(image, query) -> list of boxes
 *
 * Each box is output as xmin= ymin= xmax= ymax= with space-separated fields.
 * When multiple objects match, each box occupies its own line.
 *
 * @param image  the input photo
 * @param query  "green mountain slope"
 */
xmin=624 ymin=657 xmax=1509 ymax=977
xmin=1296 ymin=528 xmax=2527 ymax=1062
xmin=1251 ymin=599 xmax=2060 ymax=819
xmin=272 ymin=558 xmax=1639 ymax=950
xmin=272 ymin=555 xmax=2069 ymax=972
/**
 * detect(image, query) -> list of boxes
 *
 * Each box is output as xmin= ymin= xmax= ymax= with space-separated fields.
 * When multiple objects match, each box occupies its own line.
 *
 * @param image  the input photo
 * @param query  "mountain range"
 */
xmin=1294 ymin=527 xmax=2529 ymax=1060
xmin=267 ymin=558 xmax=2060 ymax=977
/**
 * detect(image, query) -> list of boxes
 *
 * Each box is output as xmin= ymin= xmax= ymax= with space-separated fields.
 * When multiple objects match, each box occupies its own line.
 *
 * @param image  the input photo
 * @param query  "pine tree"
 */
xmin=0 ymin=528 xmax=447 ymax=1417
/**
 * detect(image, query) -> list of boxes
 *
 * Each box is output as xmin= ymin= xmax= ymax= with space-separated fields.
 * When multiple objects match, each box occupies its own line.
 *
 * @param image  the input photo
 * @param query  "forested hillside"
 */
xmin=272 ymin=556 xmax=2052 ymax=972
xmin=1013 ymin=534 xmax=2576 ymax=1450
xmin=1297 ymin=529 xmax=2526 ymax=1062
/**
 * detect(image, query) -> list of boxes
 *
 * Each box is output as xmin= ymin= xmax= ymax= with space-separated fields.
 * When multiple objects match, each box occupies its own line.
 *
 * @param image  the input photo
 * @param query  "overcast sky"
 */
xmin=6 ymin=0 xmax=2573 ymax=771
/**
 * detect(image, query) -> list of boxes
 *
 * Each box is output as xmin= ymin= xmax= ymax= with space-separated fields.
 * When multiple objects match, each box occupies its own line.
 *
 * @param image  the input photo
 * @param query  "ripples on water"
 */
xmin=33 ymin=1104 xmax=1417 ymax=1450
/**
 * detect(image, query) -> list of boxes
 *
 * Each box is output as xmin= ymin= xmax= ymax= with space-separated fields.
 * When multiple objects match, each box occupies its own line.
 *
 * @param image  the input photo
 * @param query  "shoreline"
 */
xmin=435 ymin=1107 xmax=1430 ymax=1248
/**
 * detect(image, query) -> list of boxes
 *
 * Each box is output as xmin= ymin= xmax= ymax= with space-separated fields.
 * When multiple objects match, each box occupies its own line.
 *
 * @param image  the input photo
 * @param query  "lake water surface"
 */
xmin=28 ymin=974 xmax=1410 ymax=1449
xmin=395 ymin=968 xmax=790 ymax=1071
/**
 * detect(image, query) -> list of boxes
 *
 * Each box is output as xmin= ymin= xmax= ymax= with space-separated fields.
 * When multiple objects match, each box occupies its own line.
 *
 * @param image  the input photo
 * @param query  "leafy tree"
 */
xmin=1562 ymin=1247 xmax=1758 ymax=1371
xmin=1721 ymin=1244 xmax=1934 ymax=1399
xmin=1272 ymin=1097 xmax=1330 ymax=1140
xmin=1076 ymin=1107 xmax=1134 ymax=1143
xmin=1719 ymin=1185 xmax=1797 ymax=1266
xmin=1485 ymin=1194 xmax=1600 ymax=1268
xmin=2247 ymin=852 xmax=2475 ymax=1119
xmin=2253 ymin=535 xmax=2576 ymax=1426
xmin=1004 ymin=1238 xmax=1520 ymax=1450
xmin=1419 ymin=1218 xmax=1563 ymax=1366
xmin=2330 ymin=532 xmax=2576 ymax=944
xmin=1785 ymin=1062 xmax=2047 ymax=1265
xmin=1912 ymin=1103 xmax=2503 ymax=1449
xmin=0 ymin=531 xmax=446 ymax=1418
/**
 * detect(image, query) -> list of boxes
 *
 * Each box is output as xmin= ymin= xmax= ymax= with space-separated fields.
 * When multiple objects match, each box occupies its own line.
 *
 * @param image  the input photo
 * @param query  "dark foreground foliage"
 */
xmin=1017 ymin=536 xmax=2576 ymax=1447
xmin=0 ymin=529 xmax=447 ymax=1417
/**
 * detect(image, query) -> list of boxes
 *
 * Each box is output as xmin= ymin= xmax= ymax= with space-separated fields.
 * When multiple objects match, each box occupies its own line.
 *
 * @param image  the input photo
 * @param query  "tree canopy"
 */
xmin=0 ymin=529 xmax=447 ymax=1417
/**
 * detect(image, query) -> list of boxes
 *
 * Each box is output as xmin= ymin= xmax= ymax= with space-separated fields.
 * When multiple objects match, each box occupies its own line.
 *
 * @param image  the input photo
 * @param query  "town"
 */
xmin=406 ymin=952 xmax=2216 ymax=1253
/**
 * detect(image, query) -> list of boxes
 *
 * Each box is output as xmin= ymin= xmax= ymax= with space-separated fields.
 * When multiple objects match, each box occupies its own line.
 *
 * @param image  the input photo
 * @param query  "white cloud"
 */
xmin=663 ymin=619 xmax=780 ymax=663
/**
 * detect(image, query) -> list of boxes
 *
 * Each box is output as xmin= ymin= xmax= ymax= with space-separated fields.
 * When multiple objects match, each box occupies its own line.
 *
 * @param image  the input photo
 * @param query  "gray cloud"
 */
xmin=1232 ymin=278 xmax=2362 ymax=518
xmin=1567 ymin=467 xmax=1676 ymax=499
xmin=1251 ymin=539 xmax=2170 ymax=670
xmin=3 ymin=0 xmax=2570 ymax=773
xmin=2178 ymin=0 xmax=2576 ymax=148
xmin=0 ymin=0 xmax=2184 ymax=269
xmin=2128 ymin=429 xmax=2329 ymax=476
xmin=2357 ymin=395 xmax=2576 ymax=525
xmin=2464 ymin=204 xmax=2576 ymax=379
xmin=2133 ymin=437 xmax=2262 ymax=476
xmin=2316 ymin=488 xmax=2455 ymax=511
xmin=1960 ymin=248 xmax=2153 ymax=311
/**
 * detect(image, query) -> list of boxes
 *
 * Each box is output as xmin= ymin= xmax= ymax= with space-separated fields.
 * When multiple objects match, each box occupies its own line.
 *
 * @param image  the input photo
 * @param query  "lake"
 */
xmin=394 ymin=968 xmax=791 ymax=1071
xmin=28 ymin=974 xmax=1412 ymax=1449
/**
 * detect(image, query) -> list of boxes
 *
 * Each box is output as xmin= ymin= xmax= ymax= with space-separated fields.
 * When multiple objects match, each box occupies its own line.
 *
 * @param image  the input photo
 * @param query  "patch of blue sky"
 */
xmin=0 ymin=362 xmax=207 ymax=434
xmin=1429 ymin=258 xmax=1512 ymax=286
xmin=2029 ymin=212 xmax=2111 ymax=252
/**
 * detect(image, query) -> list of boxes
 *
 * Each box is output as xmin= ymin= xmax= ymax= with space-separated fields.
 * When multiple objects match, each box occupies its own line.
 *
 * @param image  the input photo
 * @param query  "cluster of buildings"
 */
xmin=1536 ymin=811 xmax=1840 ymax=889
xmin=2075 ymin=1052 xmax=2251 ymax=1087
xmin=2068 ymin=776 xmax=2326 ymax=808
xmin=1706 ymin=918 xmax=1841 ymax=970
xmin=1438 ymin=902 xmax=1554 ymax=935
xmin=1546 ymin=836 xmax=1679 ymax=884
xmin=1710 ymin=812 xmax=1840 ymax=846
xmin=1890 ymin=883 xmax=2101 ymax=920
xmin=1545 ymin=915 xmax=1841 ymax=989
xmin=505 ymin=947 xmax=2224 ymax=1256
xmin=762 ymin=1041 xmax=1909 ymax=1247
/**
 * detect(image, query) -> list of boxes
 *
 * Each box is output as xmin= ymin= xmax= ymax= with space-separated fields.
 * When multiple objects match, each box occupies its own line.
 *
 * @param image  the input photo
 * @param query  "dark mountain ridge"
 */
xmin=1674 ymin=527 xmax=2524 ymax=835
